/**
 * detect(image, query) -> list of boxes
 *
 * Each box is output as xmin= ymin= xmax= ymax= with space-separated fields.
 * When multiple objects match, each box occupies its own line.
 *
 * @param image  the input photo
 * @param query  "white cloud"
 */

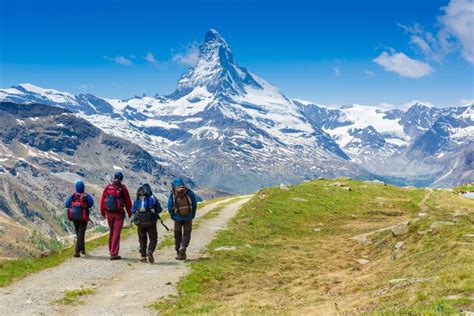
xmin=397 ymin=0 xmax=474 ymax=64
xmin=398 ymin=23 xmax=445 ymax=62
xmin=439 ymin=0 xmax=474 ymax=64
xmin=79 ymin=83 xmax=94 ymax=89
xmin=373 ymin=51 xmax=434 ymax=78
xmin=104 ymin=55 xmax=133 ymax=66
xmin=145 ymin=52 xmax=158 ymax=64
xmin=172 ymin=42 xmax=200 ymax=67
xmin=363 ymin=70 xmax=375 ymax=77
xmin=460 ymin=98 xmax=474 ymax=105
xmin=333 ymin=65 xmax=341 ymax=76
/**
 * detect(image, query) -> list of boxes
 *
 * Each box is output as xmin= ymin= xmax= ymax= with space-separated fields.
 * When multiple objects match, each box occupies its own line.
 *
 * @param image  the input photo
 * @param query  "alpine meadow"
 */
xmin=0 ymin=0 xmax=473 ymax=315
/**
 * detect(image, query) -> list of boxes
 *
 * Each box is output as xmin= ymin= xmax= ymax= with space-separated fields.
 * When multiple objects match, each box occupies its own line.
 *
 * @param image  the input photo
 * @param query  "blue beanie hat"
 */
xmin=75 ymin=181 xmax=85 ymax=193
xmin=114 ymin=171 xmax=123 ymax=181
xmin=172 ymin=178 xmax=184 ymax=188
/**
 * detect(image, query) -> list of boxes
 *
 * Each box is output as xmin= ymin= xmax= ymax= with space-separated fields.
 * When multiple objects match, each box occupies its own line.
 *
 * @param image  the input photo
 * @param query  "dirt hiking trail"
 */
xmin=0 ymin=196 xmax=252 ymax=316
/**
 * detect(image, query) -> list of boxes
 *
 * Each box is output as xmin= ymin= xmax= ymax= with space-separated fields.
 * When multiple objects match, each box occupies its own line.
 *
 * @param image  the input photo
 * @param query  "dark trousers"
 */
xmin=174 ymin=220 xmax=192 ymax=251
xmin=137 ymin=224 xmax=158 ymax=257
xmin=73 ymin=221 xmax=88 ymax=254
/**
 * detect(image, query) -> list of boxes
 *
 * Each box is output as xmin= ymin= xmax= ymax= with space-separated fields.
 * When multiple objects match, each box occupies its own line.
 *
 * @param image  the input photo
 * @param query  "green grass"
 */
xmin=454 ymin=182 xmax=474 ymax=193
xmin=197 ymin=195 xmax=235 ymax=209
xmin=50 ymin=288 xmax=96 ymax=305
xmin=151 ymin=179 xmax=474 ymax=315
xmin=0 ymin=226 xmax=136 ymax=288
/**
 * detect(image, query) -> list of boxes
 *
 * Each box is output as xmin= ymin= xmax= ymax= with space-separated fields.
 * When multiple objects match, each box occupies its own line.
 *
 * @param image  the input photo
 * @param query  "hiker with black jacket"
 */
xmin=65 ymin=180 xmax=95 ymax=258
xmin=167 ymin=178 xmax=197 ymax=260
xmin=100 ymin=171 xmax=132 ymax=260
xmin=131 ymin=184 xmax=162 ymax=263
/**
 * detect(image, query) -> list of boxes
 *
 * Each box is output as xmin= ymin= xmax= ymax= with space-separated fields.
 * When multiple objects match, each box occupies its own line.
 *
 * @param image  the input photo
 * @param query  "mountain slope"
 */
xmin=295 ymin=100 xmax=473 ymax=186
xmin=0 ymin=29 xmax=472 ymax=190
xmin=0 ymin=102 xmax=184 ymax=259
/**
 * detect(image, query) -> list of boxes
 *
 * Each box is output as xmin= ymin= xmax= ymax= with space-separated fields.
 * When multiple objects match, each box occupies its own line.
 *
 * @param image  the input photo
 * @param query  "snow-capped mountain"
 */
xmin=0 ymin=101 xmax=189 ymax=258
xmin=1 ymin=29 xmax=473 ymax=191
xmin=294 ymin=99 xmax=473 ymax=186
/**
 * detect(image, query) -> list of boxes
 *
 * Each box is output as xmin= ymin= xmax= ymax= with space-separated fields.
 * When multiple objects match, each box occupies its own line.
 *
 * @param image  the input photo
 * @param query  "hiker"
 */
xmin=131 ymin=184 xmax=163 ymax=263
xmin=65 ymin=180 xmax=95 ymax=258
xmin=167 ymin=178 xmax=197 ymax=260
xmin=100 ymin=171 xmax=132 ymax=260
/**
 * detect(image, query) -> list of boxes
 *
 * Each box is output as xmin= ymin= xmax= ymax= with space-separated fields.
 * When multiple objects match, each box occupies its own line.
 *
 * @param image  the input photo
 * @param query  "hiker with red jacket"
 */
xmin=167 ymin=178 xmax=197 ymax=260
xmin=100 ymin=171 xmax=132 ymax=260
xmin=65 ymin=180 xmax=95 ymax=258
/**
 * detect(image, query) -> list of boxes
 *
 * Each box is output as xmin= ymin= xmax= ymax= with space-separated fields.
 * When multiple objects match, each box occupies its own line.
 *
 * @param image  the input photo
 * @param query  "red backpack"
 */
xmin=104 ymin=183 xmax=123 ymax=212
xmin=68 ymin=193 xmax=89 ymax=222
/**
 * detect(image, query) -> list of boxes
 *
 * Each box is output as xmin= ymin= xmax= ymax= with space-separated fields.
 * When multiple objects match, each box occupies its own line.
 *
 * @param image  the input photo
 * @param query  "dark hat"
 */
xmin=114 ymin=171 xmax=123 ymax=181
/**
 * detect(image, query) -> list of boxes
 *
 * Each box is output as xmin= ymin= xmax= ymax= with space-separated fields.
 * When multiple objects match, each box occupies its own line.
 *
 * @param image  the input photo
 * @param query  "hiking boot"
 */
xmin=73 ymin=252 xmax=80 ymax=258
xmin=80 ymin=250 xmax=87 ymax=255
xmin=175 ymin=251 xmax=180 ymax=260
xmin=177 ymin=247 xmax=186 ymax=260
xmin=140 ymin=257 xmax=147 ymax=263
xmin=110 ymin=255 xmax=122 ymax=260
xmin=147 ymin=250 xmax=154 ymax=263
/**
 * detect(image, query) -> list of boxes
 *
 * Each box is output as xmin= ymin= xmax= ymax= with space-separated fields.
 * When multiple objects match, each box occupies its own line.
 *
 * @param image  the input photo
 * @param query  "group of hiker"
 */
xmin=64 ymin=171 xmax=197 ymax=262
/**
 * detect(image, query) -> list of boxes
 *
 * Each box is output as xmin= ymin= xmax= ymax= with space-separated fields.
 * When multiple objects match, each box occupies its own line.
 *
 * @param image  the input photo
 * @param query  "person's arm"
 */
xmin=189 ymin=190 xmax=197 ymax=212
xmin=100 ymin=188 xmax=107 ymax=217
xmin=64 ymin=195 xmax=72 ymax=208
xmin=167 ymin=192 xmax=173 ymax=213
xmin=122 ymin=185 xmax=133 ymax=217
xmin=131 ymin=199 xmax=138 ymax=214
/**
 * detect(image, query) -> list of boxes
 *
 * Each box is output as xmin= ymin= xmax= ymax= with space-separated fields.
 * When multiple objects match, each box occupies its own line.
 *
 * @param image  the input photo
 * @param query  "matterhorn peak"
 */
xmin=172 ymin=29 xmax=262 ymax=98
xmin=200 ymin=28 xmax=233 ymax=66
xmin=204 ymin=28 xmax=227 ymax=45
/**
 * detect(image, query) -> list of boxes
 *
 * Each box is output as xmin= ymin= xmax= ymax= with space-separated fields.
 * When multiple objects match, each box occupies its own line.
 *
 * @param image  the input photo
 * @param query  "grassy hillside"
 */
xmin=455 ymin=183 xmax=474 ymax=193
xmin=153 ymin=179 xmax=474 ymax=314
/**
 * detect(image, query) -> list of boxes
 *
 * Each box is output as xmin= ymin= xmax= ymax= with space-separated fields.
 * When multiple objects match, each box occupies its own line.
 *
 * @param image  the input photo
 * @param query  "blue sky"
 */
xmin=0 ymin=0 xmax=473 ymax=107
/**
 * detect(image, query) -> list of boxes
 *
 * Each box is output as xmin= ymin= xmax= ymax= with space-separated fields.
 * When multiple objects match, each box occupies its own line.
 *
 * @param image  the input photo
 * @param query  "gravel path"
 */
xmin=0 ymin=196 xmax=252 ymax=316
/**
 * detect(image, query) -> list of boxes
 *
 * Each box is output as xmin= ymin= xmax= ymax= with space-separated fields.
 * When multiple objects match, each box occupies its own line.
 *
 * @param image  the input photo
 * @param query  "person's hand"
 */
xmin=101 ymin=215 xmax=106 ymax=220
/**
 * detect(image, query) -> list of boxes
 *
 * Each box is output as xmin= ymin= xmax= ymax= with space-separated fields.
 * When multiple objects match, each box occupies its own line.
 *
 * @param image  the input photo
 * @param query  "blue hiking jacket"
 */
xmin=167 ymin=179 xmax=197 ymax=222
xmin=65 ymin=181 xmax=94 ymax=209
xmin=131 ymin=194 xmax=163 ymax=225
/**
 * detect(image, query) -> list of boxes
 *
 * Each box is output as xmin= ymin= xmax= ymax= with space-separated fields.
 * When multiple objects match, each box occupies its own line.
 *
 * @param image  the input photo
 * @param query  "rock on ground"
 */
xmin=390 ymin=221 xmax=410 ymax=236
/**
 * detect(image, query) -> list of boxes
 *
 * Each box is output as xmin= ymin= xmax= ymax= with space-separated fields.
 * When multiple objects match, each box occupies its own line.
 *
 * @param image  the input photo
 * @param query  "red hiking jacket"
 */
xmin=100 ymin=181 xmax=132 ymax=217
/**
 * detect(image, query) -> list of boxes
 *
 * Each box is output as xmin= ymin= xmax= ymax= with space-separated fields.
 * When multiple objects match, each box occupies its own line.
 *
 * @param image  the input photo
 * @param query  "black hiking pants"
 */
xmin=174 ymin=220 xmax=192 ymax=251
xmin=137 ymin=224 xmax=158 ymax=257
xmin=73 ymin=221 xmax=87 ymax=254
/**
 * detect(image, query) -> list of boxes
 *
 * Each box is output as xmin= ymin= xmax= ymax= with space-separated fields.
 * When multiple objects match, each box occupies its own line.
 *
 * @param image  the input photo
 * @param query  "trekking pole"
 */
xmin=157 ymin=215 xmax=170 ymax=231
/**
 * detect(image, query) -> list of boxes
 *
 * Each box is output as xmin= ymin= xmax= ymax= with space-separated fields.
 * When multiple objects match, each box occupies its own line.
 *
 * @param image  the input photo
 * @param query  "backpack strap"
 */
xmin=145 ymin=196 xmax=152 ymax=212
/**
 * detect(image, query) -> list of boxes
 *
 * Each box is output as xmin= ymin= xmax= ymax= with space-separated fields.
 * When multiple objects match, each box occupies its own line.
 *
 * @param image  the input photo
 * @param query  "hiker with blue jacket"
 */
xmin=167 ymin=178 xmax=197 ymax=260
xmin=65 ymin=181 xmax=95 ymax=258
xmin=131 ymin=184 xmax=162 ymax=263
